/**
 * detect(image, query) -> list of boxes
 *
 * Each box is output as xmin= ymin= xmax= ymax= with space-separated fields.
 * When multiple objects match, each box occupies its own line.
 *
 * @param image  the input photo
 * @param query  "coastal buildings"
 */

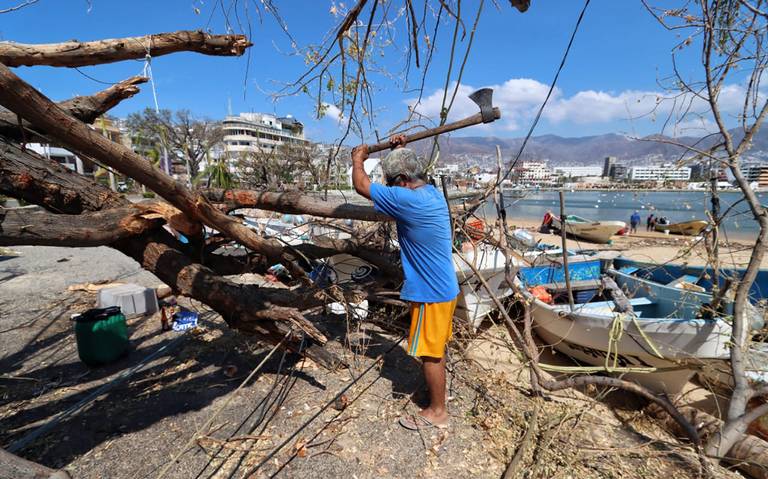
xmin=742 ymin=164 xmax=768 ymax=187
xmin=553 ymin=166 xmax=603 ymax=178
xmin=627 ymin=164 xmax=691 ymax=182
xmin=519 ymin=161 xmax=552 ymax=183
xmin=222 ymin=112 xmax=309 ymax=158
xmin=602 ymin=156 xmax=617 ymax=177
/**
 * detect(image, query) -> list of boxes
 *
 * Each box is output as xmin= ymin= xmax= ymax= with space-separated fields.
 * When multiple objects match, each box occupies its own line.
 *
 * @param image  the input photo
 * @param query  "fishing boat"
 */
xmin=453 ymin=244 xmax=514 ymax=331
xmin=550 ymin=214 xmax=626 ymax=244
xmin=654 ymin=219 xmax=708 ymax=236
xmin=613 ymin=257 xmax=768 ymax=301
xmin=521 ymin=261 xmax=734 ymax=394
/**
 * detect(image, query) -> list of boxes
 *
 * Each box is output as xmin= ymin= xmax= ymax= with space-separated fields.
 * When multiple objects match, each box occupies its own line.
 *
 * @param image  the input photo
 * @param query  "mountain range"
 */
xmin=408 ymin=127 xmax=768 ymax=167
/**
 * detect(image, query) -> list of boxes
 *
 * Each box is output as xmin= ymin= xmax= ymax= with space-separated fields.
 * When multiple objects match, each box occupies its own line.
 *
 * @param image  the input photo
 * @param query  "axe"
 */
xmin=366 ymin=88 xmax=501 ymax=153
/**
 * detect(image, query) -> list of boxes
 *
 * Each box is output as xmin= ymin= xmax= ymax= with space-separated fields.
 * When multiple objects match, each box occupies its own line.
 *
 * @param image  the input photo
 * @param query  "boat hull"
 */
xmin=654 ymin=220 xmax=708 ymax=236
xmin=613 ymin=257 xmax=768 ymax=301
xmin=551 ymin=217 xmax=625 ymax=244
xmin=453 ymin=246 xmax=513 ymax=331
xmin=528 ymin=268 xmax=732 ymax=394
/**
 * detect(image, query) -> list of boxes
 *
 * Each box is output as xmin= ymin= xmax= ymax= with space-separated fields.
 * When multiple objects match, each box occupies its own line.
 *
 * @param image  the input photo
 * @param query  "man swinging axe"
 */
xmin=351 ymin=88 xmax=501 ymax=430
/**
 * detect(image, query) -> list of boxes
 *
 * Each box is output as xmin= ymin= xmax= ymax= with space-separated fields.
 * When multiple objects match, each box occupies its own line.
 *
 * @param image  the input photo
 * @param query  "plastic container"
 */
xmin=73 ymin=306 xmax=129 ymax=366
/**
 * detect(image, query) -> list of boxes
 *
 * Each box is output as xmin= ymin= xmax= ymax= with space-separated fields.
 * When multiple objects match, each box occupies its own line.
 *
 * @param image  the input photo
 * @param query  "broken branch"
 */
xmin=0 ymin=31 xmax=251 ymax=67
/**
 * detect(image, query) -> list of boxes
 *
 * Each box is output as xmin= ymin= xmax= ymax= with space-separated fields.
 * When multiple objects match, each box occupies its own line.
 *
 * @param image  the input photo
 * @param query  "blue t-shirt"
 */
xmin=370 ymin=183 xmax=460 ymax=303
xmin=630 ymin=212 xmax=641 ymax=224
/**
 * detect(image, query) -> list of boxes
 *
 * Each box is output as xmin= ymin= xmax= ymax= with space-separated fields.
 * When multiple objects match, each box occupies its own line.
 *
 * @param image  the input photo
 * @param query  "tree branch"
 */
xmin=0 ymin=204 xmax=162 ymax=247
xmin=0 ymin=76 xmax=147 ymax=141
xmin=0 ymin=31 xmax=252 ymax=67
xmin=203 ymin=189 xmax=391 ymax=221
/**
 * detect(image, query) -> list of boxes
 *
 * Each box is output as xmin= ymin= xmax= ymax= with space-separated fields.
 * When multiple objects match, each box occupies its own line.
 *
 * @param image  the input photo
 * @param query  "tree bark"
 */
xmin=0 ymin=75 xmax=148 ymax=142
xmin=0 ymin=31 xmax=251 ymax=67
xmin=648 ymin=403 xmax=768 ymax=479
xmin=203 ymin=188 xmax=391 ymax=222
xmin=0 ymin=137 xmax=126 ymax=213
xmin=0 ymin=204 xmax=161 ymax=246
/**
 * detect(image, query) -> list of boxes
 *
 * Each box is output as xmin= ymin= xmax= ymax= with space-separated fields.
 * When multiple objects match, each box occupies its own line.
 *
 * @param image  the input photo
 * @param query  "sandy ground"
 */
xmin=0 ymin=243 xmax=747 ymax=478
xmin=499 ymin=217 xmax=767 ymax=269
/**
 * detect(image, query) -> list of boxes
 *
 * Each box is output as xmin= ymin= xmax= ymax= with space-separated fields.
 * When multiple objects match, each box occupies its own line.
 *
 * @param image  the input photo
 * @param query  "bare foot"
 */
xmin=419 ymin=407 xmax=449 ymax=427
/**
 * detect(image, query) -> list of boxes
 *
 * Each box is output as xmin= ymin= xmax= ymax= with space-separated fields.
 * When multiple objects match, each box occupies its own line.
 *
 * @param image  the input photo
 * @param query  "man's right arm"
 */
xmin=351 ymin=144 xmax=372 ymax=200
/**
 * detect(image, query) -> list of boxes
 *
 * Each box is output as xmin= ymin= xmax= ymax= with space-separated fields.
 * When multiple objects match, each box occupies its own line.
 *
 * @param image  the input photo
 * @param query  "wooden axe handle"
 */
xmin=367 ymin=107 xmax=501 ymax=153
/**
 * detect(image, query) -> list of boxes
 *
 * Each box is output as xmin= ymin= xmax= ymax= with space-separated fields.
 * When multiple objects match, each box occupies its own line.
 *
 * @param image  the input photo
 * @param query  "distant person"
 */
xmin=650 ymin=215 xmax=657 ymax=231
xmin=540 ymin=209 xmax=554 ymax=233
xmin=630 ymin=210 xmax=641 ymax=234
xmin=646 ymin=213 xmax=655 ymax=232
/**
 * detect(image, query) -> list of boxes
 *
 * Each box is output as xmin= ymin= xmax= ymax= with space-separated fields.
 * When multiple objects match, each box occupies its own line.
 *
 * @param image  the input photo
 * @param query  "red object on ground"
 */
xmin=529 ymin=285 xmax=552 ymax=304
xmin=617 ymin=227 xmax=628 ymax=236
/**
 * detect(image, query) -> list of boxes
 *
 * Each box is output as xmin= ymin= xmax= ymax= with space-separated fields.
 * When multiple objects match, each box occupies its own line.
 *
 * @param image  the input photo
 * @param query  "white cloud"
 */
xmin=407 ymin=77 xmax=762 ymax=137
xmin=322 ymin=102 xmax=343 ymax=122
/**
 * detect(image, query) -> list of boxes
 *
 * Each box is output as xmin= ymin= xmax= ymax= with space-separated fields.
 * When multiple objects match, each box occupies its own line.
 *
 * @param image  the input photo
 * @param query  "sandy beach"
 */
xmin=500 ymin=217 xmax=767 ymax=269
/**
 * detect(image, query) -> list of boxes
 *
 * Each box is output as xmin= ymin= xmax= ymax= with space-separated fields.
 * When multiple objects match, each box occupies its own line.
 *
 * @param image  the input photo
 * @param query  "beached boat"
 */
xmin=453 ymin=244 xmax=514 ymax=331
xmin=654 ymin=219 xmax=708 ymax=236
xmin=613 ymin=257 xmax=768 ymax=301
xmin=521 ymin=262 xmax=733 ymax=394
xmin=550 ymin=215 xmax=625 ymax=244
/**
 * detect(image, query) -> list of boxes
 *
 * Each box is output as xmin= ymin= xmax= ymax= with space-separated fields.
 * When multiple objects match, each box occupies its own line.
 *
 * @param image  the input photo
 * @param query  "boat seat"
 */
xmin=575 ymin=297 xmax=654 ymax=310
xmin=667 ymin=275 xmax=700 ymax=287
xmin=539 ymin=279 xmax=601 ymax=293
xmin=618 ymin=266 xmax=639 ymax=274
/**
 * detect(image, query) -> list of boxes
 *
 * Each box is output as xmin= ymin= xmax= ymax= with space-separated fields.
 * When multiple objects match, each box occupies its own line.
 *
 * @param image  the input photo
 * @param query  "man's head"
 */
xmin=382 ymin=148 xmax=427 ymax=186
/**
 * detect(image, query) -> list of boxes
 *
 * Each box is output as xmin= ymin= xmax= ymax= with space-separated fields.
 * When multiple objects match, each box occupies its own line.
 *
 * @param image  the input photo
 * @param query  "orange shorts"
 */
xmin=407 ymin=297 xmax=458 ymax=358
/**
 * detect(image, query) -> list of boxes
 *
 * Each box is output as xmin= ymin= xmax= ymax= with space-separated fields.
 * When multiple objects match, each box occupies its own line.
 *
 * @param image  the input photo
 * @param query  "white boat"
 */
xmin=526 ymin=267 xmax=733 ymax=394
xmin=550 ymin=214 xmax=625 ymax=244
xmin=453 ymin=244 xmax=514 ymax=331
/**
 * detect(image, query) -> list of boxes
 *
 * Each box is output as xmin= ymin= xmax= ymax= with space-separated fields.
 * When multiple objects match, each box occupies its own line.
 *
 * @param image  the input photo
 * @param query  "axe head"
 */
xmin=469 ymin=88 xmax=495 ymax=124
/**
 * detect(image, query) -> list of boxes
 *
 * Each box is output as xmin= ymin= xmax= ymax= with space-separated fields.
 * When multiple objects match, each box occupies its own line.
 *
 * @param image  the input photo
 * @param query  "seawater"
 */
xmin=478 ymin=190 xmax=766 ymax=240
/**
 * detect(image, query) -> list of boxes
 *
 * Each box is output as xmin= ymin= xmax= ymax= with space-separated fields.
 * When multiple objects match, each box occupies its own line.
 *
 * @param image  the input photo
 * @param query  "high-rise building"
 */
xmin=627 ymin=164 xmax=691 ymax=181
xmin=602 ymin=156 xmax=617 ymax=177
xmin=222 ymin=112 xmax=309 ymax=158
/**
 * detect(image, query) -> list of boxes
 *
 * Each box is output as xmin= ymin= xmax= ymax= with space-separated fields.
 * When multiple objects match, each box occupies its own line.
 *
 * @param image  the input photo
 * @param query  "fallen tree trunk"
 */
xmin=0 ymin=31 xmax=251 ymax=67
xmin=0 ymin=76 xmax=147 ymax=141
xmin=0 ymin=135 xmax=344 ymax=366
xmin=203 ymin=189 xmax=391 ymax=222
xmin=0 ymin=137 xmax=126 ymax=213
xmin=0 ymin=448 xmax=71 ymax=479
xmin=0 ymin=62 xmax=319 ymax=267
xmin=0 ymin=204 xmax=161 ymax=246
xmin=647 ymin=403 xmax=768 ymax=478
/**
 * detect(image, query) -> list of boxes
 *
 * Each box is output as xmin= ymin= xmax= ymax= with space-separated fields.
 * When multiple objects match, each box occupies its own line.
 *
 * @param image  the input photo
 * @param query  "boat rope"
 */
xmin=604 ymin=312 xmax=667 ymax=372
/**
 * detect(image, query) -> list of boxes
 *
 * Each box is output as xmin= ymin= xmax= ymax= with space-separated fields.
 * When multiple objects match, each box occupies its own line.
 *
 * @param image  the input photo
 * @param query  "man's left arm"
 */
xmin=351 ymin=144 xmax=372 ymax=200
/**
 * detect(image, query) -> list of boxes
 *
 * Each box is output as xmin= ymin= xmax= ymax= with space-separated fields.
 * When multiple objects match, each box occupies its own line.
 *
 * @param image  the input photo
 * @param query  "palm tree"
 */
xmin=195 ymin=157 xmax=235 ymax=189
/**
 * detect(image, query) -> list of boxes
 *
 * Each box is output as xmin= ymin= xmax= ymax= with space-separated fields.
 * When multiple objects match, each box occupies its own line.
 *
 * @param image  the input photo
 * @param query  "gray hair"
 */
xmin=381 ymin=148 xmax=427 ymax=184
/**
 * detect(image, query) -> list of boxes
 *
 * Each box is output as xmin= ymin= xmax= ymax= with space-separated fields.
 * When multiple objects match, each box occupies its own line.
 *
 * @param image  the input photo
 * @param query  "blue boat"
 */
xmin=613 ymin=257 xmax=768 ymax=301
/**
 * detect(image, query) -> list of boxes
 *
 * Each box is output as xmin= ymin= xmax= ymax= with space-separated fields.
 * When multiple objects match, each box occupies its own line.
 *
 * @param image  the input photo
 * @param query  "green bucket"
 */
xmin=73 ymin=306 xmax=129 ymax=366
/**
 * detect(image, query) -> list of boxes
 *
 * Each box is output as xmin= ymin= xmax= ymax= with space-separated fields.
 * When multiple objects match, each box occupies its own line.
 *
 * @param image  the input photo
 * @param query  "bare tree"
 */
xmin=125 ymin=108 xmax=223 ymax=183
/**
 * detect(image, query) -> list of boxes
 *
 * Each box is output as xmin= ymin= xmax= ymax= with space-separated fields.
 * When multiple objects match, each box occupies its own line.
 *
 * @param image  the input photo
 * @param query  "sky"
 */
xmin=0 ymin=0 xmax=743 ymax=144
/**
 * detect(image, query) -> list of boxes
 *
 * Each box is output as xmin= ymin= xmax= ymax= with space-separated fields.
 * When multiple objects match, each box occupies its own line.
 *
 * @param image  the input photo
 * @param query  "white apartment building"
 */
xmin=553 ymin=166 xmax=603 ymax=178
xmin=627 ymin=164 xmax=691 ymax=182
xmin=520 ymin=161 xmax=552 ymax=182
xmin=223 ymin=112 xmax=309 ymax=157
